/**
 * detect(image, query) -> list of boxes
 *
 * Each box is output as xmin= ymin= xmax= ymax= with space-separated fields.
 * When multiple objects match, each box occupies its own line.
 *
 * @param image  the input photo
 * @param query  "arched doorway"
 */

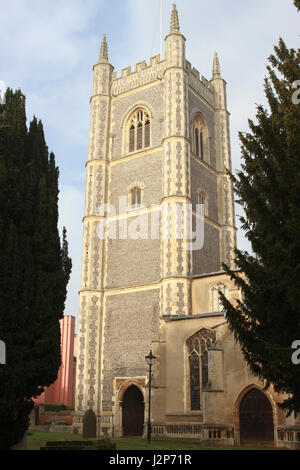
xmin=122 ymin=385 xmax=145 ymax=436
xmin=239 ymin=388 xmax=274 ymax=445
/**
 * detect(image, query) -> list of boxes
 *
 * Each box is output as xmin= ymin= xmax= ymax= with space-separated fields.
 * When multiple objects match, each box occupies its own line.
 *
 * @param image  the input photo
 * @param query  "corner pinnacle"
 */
xmin=170 ymin=4 xmax=180 ymax=33
xmin=99 ymin=34 xmax=108 ymax=62
xmin=213 ymin=52 xmax=221 ymax=77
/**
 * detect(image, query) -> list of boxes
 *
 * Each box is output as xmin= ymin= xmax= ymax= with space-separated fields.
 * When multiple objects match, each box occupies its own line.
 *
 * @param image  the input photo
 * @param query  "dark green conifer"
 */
xmin=0 ymin=89 xmax=72 ymax=449
xmin=221 ymin=11 xmax=300 ymax=415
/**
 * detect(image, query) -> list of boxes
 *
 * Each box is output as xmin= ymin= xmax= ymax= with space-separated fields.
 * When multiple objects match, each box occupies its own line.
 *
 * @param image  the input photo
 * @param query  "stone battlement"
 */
xmin=111 ymin=54 xmax=166 ymax=95
xmin=185 ymin=60 xmax=210 ymax=87
xmin=110 ymin=54 xmax=214 ymax=107
xmin=185 ymin=60 xmax=214 ymax=106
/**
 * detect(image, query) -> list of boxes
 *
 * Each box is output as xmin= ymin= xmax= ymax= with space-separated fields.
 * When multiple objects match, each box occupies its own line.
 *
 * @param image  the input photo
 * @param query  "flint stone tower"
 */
xmin=74 ymin=5 xmax=237 ymax=438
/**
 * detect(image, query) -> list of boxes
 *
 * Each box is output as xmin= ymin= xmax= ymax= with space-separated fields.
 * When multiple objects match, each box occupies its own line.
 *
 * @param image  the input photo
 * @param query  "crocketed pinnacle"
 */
xmin=99 ymin=34 xmax=108 ymax=62
xmin=170 ymin=4 xmax=180 ymax=33
xmin=213 ymin=52 xmax=221 ymax=77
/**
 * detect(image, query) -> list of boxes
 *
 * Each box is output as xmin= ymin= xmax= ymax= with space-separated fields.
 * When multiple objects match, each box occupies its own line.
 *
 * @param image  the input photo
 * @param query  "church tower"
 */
xmin=74 ymin=5 xmax=237 ymax=437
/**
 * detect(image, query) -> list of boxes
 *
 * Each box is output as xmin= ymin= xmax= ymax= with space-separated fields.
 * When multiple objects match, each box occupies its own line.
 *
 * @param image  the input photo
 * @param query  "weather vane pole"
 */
xmin=160 ymin=0 xmax=163 ymax=58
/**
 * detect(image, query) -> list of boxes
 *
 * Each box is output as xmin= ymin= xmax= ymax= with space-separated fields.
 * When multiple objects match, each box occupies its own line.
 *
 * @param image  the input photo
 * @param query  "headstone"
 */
xmin=83 ymin=409 xmax=97 ymax=439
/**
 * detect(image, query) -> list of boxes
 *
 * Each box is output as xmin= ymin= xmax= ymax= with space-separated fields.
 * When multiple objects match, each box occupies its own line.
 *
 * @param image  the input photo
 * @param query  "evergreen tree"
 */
xmin=0 ymin=89 xmax=72 ymax=449
xmin=221 ymin=20 xmax=300 ymax=414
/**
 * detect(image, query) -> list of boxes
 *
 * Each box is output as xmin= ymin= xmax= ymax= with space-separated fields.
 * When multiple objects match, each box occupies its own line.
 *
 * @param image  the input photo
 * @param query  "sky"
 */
xmin=0 ymin=0 xmax=299 ymax=328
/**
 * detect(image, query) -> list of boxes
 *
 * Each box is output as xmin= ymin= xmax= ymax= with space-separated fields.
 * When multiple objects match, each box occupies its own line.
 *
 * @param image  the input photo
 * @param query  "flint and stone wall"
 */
xmin=75 ymin=22 xmax=237 ymax=441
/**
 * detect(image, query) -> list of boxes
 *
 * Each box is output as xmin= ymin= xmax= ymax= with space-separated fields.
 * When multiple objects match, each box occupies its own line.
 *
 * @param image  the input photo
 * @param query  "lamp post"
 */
xmin=145 ymin=350 xmax=157 ymax=444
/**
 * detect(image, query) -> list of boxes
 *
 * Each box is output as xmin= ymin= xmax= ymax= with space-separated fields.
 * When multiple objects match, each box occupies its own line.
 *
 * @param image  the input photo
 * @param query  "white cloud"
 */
xmin=0 ymin=0 xmax=100 ymax=75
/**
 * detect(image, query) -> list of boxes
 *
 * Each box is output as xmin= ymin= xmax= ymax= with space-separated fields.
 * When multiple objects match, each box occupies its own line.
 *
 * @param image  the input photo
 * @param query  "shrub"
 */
xmin=42 ymin=403 xmax=67 ymax=412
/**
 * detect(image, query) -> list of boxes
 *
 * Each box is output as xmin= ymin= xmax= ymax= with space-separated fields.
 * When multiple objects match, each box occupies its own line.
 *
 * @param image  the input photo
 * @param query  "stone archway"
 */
xmin=239 ymin=388 xmax=274 ymax=445
xmin=122 ymin=385 xmax=145 ymax=437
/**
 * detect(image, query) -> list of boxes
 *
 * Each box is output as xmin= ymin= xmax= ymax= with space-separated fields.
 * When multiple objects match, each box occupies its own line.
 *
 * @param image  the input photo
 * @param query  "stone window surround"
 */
xmin=186 ymin=328 xmax=216 ymax=412
xmin=191 ymin=113 xmax=210 ymax=164
xmin=196 ymin=190 xmax=208 ymax=217
xmin=126 ymin=107 xmax=151 ymax=155
xmin=210 ymin=283 xmax=230 ymax=313
xmin=127 ymin=181 xmax=146 ymax=212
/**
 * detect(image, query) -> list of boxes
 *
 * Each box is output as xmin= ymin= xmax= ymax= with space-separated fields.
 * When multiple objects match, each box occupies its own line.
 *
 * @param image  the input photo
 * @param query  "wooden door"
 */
xmin=240 ymin=388 xmax=274 ymax=445
xmin=122 ymin=386 xmax=144 ymax=436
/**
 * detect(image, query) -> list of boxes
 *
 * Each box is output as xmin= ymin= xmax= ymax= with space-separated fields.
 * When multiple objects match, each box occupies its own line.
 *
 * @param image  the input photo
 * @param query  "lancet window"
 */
xmin=128 ymin=109 xmax=151 ymax=153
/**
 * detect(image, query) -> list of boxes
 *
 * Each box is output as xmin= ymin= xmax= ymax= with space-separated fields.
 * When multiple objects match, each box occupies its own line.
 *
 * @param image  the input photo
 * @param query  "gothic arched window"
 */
xmin=187 ymin=329 xmax=216 ymax=411
xmin=129 ymin=186 xmax=142 ymax=209
xmin=128 ymin=109 xmax=151 ymax=153
xmin=192 ymin=115 xmax=208 ymax=161
xmin=197 ymin=191 xmax=208 ymax=216
xmin=211 ymin=283 xmax=229 ymax=313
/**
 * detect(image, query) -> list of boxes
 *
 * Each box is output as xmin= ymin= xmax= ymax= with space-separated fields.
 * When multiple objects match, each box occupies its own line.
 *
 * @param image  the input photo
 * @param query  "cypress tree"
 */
xmin=221 ymin=7 xmax=300 ymax=416
xmin=0 ymin=89 xmax=72 ymax=449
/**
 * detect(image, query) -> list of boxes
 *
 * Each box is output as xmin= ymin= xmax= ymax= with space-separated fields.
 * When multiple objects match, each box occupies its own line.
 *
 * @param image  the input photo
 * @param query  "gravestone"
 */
xmin=83 ymin=409 xmax=97 ymax=439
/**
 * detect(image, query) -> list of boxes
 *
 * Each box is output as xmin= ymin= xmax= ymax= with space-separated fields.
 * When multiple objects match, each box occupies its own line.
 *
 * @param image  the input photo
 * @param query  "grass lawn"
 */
xmin=27 ymin=432 xmax=279 ymax=451
xmin=27 ymin=432 xmax=88 ymax=450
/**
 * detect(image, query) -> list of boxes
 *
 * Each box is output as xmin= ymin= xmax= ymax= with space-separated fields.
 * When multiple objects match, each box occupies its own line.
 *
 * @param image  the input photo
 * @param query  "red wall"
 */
xmin=35 ymin=316 xmax=76 ymax=407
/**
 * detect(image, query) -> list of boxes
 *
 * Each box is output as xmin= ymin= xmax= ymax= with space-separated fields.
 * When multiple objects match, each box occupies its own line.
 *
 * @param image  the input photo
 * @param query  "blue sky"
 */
xmin=0 ymin=0 xmax=299 ymax=326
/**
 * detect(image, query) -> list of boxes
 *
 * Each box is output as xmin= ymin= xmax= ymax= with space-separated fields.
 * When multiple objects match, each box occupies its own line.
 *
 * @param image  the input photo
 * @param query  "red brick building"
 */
xmin=35 ymin=315 xmax=77 ymax=407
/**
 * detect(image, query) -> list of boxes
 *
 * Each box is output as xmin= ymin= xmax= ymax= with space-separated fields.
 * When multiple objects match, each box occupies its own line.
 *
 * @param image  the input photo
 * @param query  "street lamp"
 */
xmin=145 ymin=350 xmax=157 ymax=443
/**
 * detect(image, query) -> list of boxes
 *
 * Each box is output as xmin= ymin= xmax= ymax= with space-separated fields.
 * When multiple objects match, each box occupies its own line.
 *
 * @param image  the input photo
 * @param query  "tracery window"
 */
xmin=128 ymin=109 xmax=151 ymax=153
xmin=211 ymin=283 xmax=229 ymax=313
xmin=192 ymin=115 xmax=208 ymax=161
xmin=187 ymin=329 xmax=216 ymax=411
